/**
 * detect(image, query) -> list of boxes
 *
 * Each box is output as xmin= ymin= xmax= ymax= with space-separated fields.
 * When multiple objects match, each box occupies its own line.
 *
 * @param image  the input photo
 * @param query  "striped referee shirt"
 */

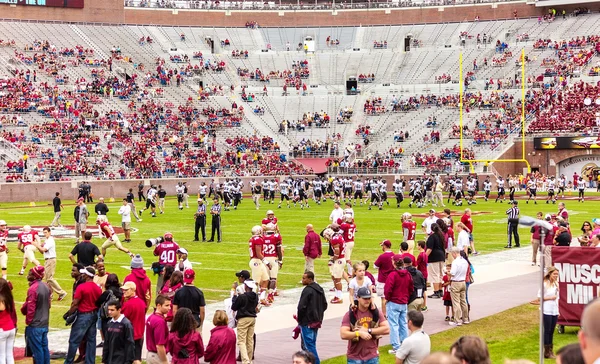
xmin=211 ymin=204 xmax=221 ymax=216
xmin=196 ymin=204 xmax=206 ymax=215
xmin=506 ymin=206 xmax=520 ymax=220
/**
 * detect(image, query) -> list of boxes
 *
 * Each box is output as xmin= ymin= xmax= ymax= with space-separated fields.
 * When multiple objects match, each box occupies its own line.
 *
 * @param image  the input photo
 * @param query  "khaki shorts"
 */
xmin=249 ymin=258 xmax=269 ymax=282
xmin=265 ymin=257 xmax=279 ymax=278
xmin=345 ymin=241 xmax=355 ymax=262
xmin=329 ymin=258 xmax=345 ymax=279
xmin=24 ymin=245 xmax=38 ymax=262
xmin=122 ymin=222 xmax=131 ymax=230
xmin=406 ymin=240 xmax=415 ymax=254
xmin=79 ymin=223 xmax=87 ymax=233
xmin=0 ymin=251 xmax=7 ymax=269
xmin=376 ymin=282 xmax=385 ymax=297
xmin=427 ymin=261 xmax=444 ymax=284
xmin=101 ymin=235 xmax=123 ymax=250
xmin=408 ymin=297 xmax=424 ymax=311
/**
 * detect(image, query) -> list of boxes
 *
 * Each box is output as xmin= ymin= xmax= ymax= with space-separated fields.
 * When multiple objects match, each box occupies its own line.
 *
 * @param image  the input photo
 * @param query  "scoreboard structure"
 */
xmin=0 ymin=0 xmax=83 ymax=8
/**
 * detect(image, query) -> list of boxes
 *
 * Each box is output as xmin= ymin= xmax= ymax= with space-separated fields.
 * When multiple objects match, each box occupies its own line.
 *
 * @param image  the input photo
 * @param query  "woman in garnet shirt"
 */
xmin=204 ymin=310 xmax=236 ymax=363
xmin=0 ymin=278 xmax=17 ymax=364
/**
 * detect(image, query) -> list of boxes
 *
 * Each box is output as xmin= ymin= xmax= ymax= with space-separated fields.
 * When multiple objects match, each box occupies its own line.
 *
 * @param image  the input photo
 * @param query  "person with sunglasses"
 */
xmin=340 ymin=287 xmax=390 ymax=364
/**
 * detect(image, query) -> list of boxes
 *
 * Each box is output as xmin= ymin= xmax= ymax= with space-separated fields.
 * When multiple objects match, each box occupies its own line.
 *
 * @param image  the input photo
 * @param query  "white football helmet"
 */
xmin=251 ymin=225 xmax=263 ymax=236
xmin=402 ymin=212 xmax=412 ymax=221
xmin=266 ymin=210 xmax=274 ymax=216
xmin=322 ymin=228 xmax=334 ymax=240
xmin=265 ymin=223 xmax=276 ymax=233
xmin=22 ymin=225 xmax=31 ymax=232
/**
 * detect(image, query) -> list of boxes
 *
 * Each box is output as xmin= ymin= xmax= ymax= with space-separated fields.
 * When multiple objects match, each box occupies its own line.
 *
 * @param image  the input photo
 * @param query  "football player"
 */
xmin=409 ymin=178 xmax=424 ymax=208
xmin=508 ymin=175 xmax=517 ymax=202
xmin=223 ymin=179 xmax=232 ymax=211
xmin=248 ymin=225 xmax=271 ymax=306
xmin=261 ymin=178 xmax=269 ymax=202
xmin=268 ymin=179 xmax=277 ymax=204
xmin=353 ymin=178 xmax=364 ymax=206
xmin=379 ymin=177 xmax=390 ymax=207
xmin=262 ymin=210 xmax=279 ymax=232
xmin=466 ymin=177 xmax=477 ymax=205
xmin=0 ymin=220 xmax=8 ymax=279
xmin=250 ymin=178 xmax=262 ymax=210
xmin=526 ymin=177 xmax=538 ymax=204
xmin=157 ymin=185 xmax=167 ymax=214
xmin=558 ymin=174 xmax=566 ymax=198
xmin=231 ymin=180 xmax=242 ymax=210
xmin=332 ymin=177 xmax=342 ymax=203
xmin=278 ymin=179 xmax=291 ymax=209
xmin=577 ymin=176 xmax=586 ymax=202
xmin=343 ymin=177 xmax=353 ymax=202
xmin=139 ymin=185 xmax=158 ymax=217
xmin=324 ymin=227 xmax=345 ymax=304
xmin=340 ymin=214 xmax=356 ymax=276
xmin=495 ymin=176 xmax=506 ymax=203
xmin=546 ymin=176 xmax=556 ymax=204
xmin=262 ymin=223 xmax=283 ymax=302
xmin=176 ymin=182 xmax=185 ymax=210
xmin=483 ymin=176 xmax=492 ymax=202
xmin=98 ymin=216 xmax=134 ymax=259
xmin=368 ymin=178 xmax=380 ymax=210
xmin=453 ymin=177 xmax=464 ymax=206
xmin=198 ymin=181 xmax=208 ymax=200
xmin=401 ymin=212 xmax=417 ymax=253
xmin=313 ymin=177 xmax=323 ymax=205
xmin=17 ymin=225 xmax=41 ymax=275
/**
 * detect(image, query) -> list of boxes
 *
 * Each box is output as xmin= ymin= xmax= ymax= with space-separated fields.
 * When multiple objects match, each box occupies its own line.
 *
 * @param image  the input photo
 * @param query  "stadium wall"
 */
xmin=1 ymin=1 xmax=597 ymax=27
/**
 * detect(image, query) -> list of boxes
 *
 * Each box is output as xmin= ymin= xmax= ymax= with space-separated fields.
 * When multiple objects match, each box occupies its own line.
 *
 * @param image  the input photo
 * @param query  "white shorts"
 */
xmin=23 ymin=245 xmax=38 ymax=263
xmin=249 ymin=258 xmax=269 ymax=282
xmin=265 ymin=257 xmax=279 ymax=278
xmin=0 ymin=251 xmax=7 ymax=269
xmin=376 ymin=282 xmax=385 ymax=297
xmin=329 ymin=258 xmax=345 ymax=279
xmin=101 ymin=235 xmax=123 ymax=250
xmin=345 ymin=241 xmax=355 ymax=262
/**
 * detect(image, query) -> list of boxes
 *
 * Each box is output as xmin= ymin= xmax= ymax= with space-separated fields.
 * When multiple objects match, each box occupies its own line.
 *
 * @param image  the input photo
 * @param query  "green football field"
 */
xmin=0 ymin=191 xmax=595 ymax=331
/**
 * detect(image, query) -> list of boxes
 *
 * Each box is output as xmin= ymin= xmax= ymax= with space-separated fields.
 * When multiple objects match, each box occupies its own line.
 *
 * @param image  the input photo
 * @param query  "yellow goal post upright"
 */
xmin=459 ymin=50 xmax=531 ymax=174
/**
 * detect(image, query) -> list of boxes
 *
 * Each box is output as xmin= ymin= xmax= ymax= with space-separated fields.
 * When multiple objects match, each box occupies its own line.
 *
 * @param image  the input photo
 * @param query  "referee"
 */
xmin=505 ymin=200 xmax=520 ymax=248
xmin=194 ymin=198 xmax=207 ymax=242
xmin=208 ymin=197 xmax=222 ymax=242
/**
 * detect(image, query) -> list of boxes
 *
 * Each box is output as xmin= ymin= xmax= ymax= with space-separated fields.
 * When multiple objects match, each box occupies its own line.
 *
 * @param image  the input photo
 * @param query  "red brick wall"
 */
xmin=2 ymin=1 xmax=595 ymax=27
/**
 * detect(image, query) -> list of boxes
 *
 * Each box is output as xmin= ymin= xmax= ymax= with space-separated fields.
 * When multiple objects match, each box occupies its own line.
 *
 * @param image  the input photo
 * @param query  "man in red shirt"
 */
xmin=248 ymin=225 xmax=271 ymax=306
xmin=325 ymin=228 xmax=346 ymax=304
xmin=340 ymin=215 xmax=357 ymax=276
xmin=460 ymin=208 xmax=478 ymax=255
xmin=373 ymin=239 xmax=395 ymax=317
xmin=64 ymin=266 xmax=102 ymax=364
xmin=401 ymin=213 xmax=417 ymax=253
xmin=0 ymin=220 xmax=9 ymax=279
xmin=17 ymin=225 xmax=42 ymax=275
xmin=303 ymin=224 xmax=322 ymax=274
xmin=384 ymin=255 xmax=414 ymax=354
xmin=121 ymin=281 xmax=147 ymax=364
xmin=145 ymin=295 xmax=170 ymax=364
xmin=262 ymin=223 xmax=283 ymax=302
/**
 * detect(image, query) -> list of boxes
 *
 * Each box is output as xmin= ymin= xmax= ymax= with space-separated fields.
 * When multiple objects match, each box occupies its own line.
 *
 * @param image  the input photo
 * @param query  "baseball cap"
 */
xmin=197 ymin=198 xmax=203 ymax=202
xmin=429 ymin=209 xmax=436 ymax=214
xmin=77 ymin=197 xmax=84 ymax=202
xmin=380 ymin=239 xmax=392 ymax=248
xmin=393 ymin=254 xmax=404 ymax=262
xmin=121 ymin=281 xmax=136 ymax=291
xmin=356 ymin=287 xmax=372 ymax=299
xmin=593 ymin=218 xmax=600 ymax=225
xmin=177 ymin=248 xmax=189 ymax=255
xmin=0 ymin=220 xmax=6 ymax=225
xmin=79 ymin=266 xmax=95 ymax=277
xmin=512 ymin=200 xmax=518 ymax=205
xmin=244 ymin=280 xmax=257 ymax=290
xmin=403 ymin=256 xmax=413 ymax=265
xmin=235 ymin=270 xmax=251 ymax=279
xmin=551 ymin=214 xmax=557 ymax=219
xmin=559 ymin=222 xmax=568 ymax=228
xmin=183 ymin=268 xmax=195 ymax=283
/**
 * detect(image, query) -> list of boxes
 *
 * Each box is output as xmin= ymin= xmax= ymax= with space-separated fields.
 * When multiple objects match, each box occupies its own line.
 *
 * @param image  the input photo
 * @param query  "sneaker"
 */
xmin=330 ymin=297 xmax=343 ymax=304
xmin=329 ymin=287 xmax=336 ymax=292
xmin=427 ymin=292 xmax=441 ymax=299
xmin=388 ymin=350 xmax=397 ymax=355
xmin=472 ymin=251 xmax=479 ymax=256
xmin=18 ymin=270 xmax=24 ymax=275
xmin=463 ymin=320 xmax=470 ymax=324
xmin=96 ymin=341 xmax=104 ymax=348
xmin=138 ymin=210 xmax=143 ymax=216
xmin=449 ymin=321 xmax=462 ymax=326
xmin=421 ymin=306 xmax=428 ymax=312
xmin=58 ymin=292 xmax=68 ymax=301
xmin=445 ymin=316 xmax=450 ymax=321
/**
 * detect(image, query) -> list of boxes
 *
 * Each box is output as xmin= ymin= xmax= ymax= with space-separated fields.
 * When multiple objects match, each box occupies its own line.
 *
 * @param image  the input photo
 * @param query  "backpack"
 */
xmin=100 ymin=289 xmax=115 ymax=320
xmin=408 ymin=267 xmax=426 ymax=303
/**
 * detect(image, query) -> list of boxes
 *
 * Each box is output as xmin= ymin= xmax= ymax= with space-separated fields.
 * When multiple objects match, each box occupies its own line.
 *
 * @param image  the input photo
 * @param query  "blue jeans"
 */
xmin=64 ymin=312 xmax=97 ymax=364
xmin=386 ymin=301 xmax=408 ymax=350
xmin=300 ymin=326 xmax=320 ymax=364
xmin=26 ymin=326 xmax=50 ymax=364
xmin=347 ymin=357 xmax=380 ymax=364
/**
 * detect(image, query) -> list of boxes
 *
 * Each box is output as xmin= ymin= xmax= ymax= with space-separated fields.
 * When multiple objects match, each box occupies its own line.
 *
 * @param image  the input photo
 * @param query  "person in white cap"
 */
xmin=17 ymin=225 xmax=42 ymax=275
xmin=0 ymin=220 xmax=8 ymax=279
xmin=262 ymin=210 xmax=279 ymax=233
xmin=175 ymin=248 xmax=193 ymax=272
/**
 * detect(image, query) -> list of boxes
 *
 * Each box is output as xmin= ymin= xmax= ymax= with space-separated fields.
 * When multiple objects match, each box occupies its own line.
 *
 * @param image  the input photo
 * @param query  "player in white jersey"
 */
xmin=483 ymin=177 xmax=492 ymax=201
xmin=378 ymin=178 xmax=390 ymax=207
xmin=353 ymin=179 xmax=364 ymax=205
xmin=278 ymin=181 xmax=291 ymax=208
xmin=408 ymin=178 xmax=424 ymax=208
xmin=495 ymin=176 xmax=506 ymax=203
xmin=140 ymin=185 xmax=158 ymax=217
xmin=332 ymin=178 xmax=342 ymax=202
xmin=198 ymin=182 xmax=208 ymax=200
xmin=558 ymin=175 xmax=566 ymax=198
xmin=262 ymin=179 xmax=270 ymax=201
xmin=453 ymin=178 xmax=464 ymax=206
xmin=343 ymin=177 xmax=353 ymax=202
xmin=466 ymin=178 xmax=477 ymax=205
xmin=368 ymin=179 xmax=381 ymax=210
xmin=268 ymin=179 xmax=277 ymax=204
xmin=546 ymin=176 xmax=556 ymax=204
xmin=526 ymin=178 xmax=537 ymax=204
xmin=312 ymin=178 xmax=322 ymax=204
xmin=577 ymin=176 xmax=586 ymax=202
xmin=507 ymin=176 xmax=517 ymax=202
xmin=446 ymin=178 xmax=456 ymax=204
xmin=176 ymin=182 xmax=185 ymax=210
xmin=231 ymin=182 xmax=242 ymax=210
xmin=393 ymin=178 xmax=404 ymax=208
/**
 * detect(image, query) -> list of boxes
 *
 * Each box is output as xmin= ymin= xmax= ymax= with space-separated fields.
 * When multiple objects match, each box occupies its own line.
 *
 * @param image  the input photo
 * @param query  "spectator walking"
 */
xmin=38 ymin=227 xmax=67 ymax=300
xmin=118 ymin=199 xmax=132 ymax=243
xmin=145 ymin=295 xmax=171 ymax=364
xmin=426 ymin=223 xmax=446 ymax=299
xmin=395 ymin=310 xmax=430 ymax=364
xmin=124 ymin=255 xmax=152 ymax=310
xmin=78 ymin=198 xmax=90 ymax=241
xmin=303 ymin=224 xmax=322 ymax=274
xmin=340 ymin=287 xmax=390 ymax=363
xmin=404 ymin=257 xmax=426 ymax=312
xmin=578 ymin=298 xmax=600 ymax=364
xmin=50 ymin=192 xmax=63 ymax=227
xmin=374 ymin=239 xmax=395 ymax=317
xmin=74 ymin=202 xmax=81 ymax=244
xmin=64 ymin=266 xmax=102 ymax=364
xmin=540 ymin=266 xmax=559 ymax=358
xmin=121 ymin=281 xmax=146 ymax=364
xmin=231 ymin=279 xmax=259 ymax=364
xmin=172 ymin=269 xmax=206 ymax=333
xmin=102 ymin=300 xmax=135 ymax=364
xmin=0 ymin=278 xmax=16 ymax=364
xmin=204 ymin=310 xmax=237 ymax=364
xmin=166 ymin=308 xmax=205 ymax=364
xmin=126 ymin=188 xmax=142 ymax=222
xmin=448 ymin=247 xmax=469 ymax=326
xmin=385 ymin=255 xmax=414 ymax=354
xmin=95 ymin=198 xmax=110 ymax=216
xmin=505 ymin=200 xmax=520 ymax=248
xmin=297 ymin=271 xmax=328 ymax=364
xmin=69 ymin=231 xmax=102 ymax=267
xmin=21 ymin=266 xmax=51 ymax=364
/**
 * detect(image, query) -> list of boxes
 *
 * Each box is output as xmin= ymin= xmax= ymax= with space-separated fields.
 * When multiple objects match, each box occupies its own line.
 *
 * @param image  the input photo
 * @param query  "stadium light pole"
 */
xmin=517 ymin=216 xmax=553 ymax=364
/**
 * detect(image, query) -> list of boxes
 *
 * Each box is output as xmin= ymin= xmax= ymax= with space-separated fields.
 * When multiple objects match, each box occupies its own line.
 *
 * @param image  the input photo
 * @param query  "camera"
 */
xmin=145 ymin=236 xmax=165 ymax=248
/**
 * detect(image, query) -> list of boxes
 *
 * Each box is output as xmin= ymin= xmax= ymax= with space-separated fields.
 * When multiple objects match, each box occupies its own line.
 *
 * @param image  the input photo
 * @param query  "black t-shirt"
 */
xmin=95 ymin=203 xmax=109 ymax=215
xmin=126 ymin=193 xmax=135 ymax=203
xmin=158 ymin=189 xmax=167 ymax=198
xmin=555 ymin=231 xmax=571 ymax=247
xmin=71 ymin=241 xmax=101 ymax=266
xmin=53 ymin=197 xmax=61 ymax=212
xmin=426 ymin=233 xmax=445 ymax=263
xmin=173 ymin=285 xmax=206 ymax=325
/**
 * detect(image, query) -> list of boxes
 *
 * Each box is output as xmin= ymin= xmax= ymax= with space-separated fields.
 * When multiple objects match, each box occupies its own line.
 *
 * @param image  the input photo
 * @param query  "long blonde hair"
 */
xmin=544 ymin=266 xmax=559 ymax=288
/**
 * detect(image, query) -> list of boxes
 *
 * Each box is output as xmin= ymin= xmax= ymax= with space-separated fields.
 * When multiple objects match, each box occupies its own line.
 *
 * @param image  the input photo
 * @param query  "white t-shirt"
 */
xmin=330 ymin=207 xmax=344 ymax=223
xmin=538 ymin=282 xmax=559 ymax=316
xmin=421 ymin=216 xmax=437 ymax=235
xmin=457 ymin=230 xmax=470 ymax=251
xmin=118 ymin=205 xmax=132 ymax=223
xmin=175 ymin=259 xmax=193 ymax=272
xmin=395 ymin=329 xmax=431 ymax=364
xmin=43 ymin=236 xmax=57 ymax=259
xmin=349 ymin=276 xmax=373 ymax=301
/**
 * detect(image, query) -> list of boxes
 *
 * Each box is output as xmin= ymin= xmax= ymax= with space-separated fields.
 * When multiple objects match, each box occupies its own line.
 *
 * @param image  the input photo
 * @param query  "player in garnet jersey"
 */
xmin=0 ymin=220 xmax=8 ymax=279
xmin=97 ymin=216 xmax=134 ymax=259
xmin=153 ymin=232 xmax=180 ymax=292
xmin=249 ymin=225 xmax=271 ymax=306
xmin=325 ymin=227 xmax=346 ymax=304
xmin=17 ymin=225 xmax=41 ymax=275
xmin=261 ymin=210 xmax=279 ymax=232
xmin=339 ymin=214 xmax=357 ymax=276
xmin=262 ymin=223 xmax=283 ymax=303
xmin=401 ymin=212 xmax=417 ymax=253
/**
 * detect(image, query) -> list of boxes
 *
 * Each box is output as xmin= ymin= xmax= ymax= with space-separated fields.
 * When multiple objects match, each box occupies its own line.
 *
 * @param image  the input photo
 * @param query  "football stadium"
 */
xmin=0 ymin=0 xmax=600 ymax=363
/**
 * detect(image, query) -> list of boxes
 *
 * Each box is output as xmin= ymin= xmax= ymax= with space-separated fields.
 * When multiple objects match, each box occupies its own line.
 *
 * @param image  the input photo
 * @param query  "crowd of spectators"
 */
xmin=373 ymin=40 xmax=387 ymax=49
